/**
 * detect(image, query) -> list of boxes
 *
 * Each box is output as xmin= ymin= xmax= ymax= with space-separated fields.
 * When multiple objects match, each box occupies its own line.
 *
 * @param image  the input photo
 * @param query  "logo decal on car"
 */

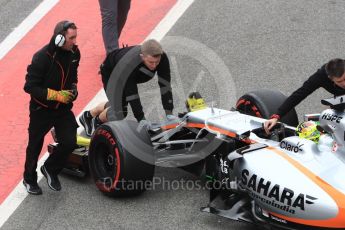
xmin=321 ymin=113 xmax=343 ymax=123
xmin=241 ymin=169 xmax=317 ymax=214
xmin=280 ymin=141 xmax=304 ymax=153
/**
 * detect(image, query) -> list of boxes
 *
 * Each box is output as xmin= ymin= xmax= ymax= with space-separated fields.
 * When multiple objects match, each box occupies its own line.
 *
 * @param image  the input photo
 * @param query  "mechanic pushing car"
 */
xmin=79 ymin=39 xmax=175 ymax=137
xmin=23 ymin=20 xmax=80 ymax=195
xmin=265 ymin=58 xmax=345 ymax=133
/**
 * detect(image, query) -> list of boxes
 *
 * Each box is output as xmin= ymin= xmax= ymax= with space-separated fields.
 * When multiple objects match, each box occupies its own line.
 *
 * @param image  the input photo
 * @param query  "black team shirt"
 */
xmin=101 ymin=46 xmax=173 ymax=121
xmin=276 ymin=64 xmax=345 ymax=117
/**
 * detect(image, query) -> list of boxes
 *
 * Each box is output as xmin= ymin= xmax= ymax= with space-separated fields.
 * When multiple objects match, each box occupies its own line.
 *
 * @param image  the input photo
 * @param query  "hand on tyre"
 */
xmin=47 ymin=88 xmax=74 ymax=104
xmin=264 ymin=118 xmax=278 ymax=134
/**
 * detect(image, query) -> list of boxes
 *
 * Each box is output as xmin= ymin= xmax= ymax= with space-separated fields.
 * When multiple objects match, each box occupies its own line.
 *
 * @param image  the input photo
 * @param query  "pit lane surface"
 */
xmin=0 ymin=0 xmax=41 ymax=43
xmin=2 ymin=0 xmax=345 ymax=229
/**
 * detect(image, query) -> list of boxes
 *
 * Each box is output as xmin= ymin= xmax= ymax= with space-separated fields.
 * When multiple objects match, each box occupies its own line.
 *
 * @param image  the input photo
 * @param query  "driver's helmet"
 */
xmin=296 ymin=121 xmax=321 ymax=143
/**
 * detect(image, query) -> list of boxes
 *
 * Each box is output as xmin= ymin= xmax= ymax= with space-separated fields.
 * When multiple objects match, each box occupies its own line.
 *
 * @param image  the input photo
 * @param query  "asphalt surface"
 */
xmin=2 ymin=0 xmax=345 ymax=229
xmin=0 ymin=0 xmax=42 ymax=43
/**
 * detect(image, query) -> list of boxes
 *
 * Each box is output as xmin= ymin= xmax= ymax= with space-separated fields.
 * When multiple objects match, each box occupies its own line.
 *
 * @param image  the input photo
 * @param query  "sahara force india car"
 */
xmin=49 ymin=89 xmax=345 ymax=230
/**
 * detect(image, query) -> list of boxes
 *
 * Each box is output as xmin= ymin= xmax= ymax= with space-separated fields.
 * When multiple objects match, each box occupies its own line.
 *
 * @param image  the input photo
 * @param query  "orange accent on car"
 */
xmin=161 ymin=123 xmax=179 ymax=130
xmin=161 ymin=122 xmax=256 ymax=144
xmin=268 ymin=146 xmax=345 ymax=228
xmin=182 ymin=123 xmax=236 ymax=137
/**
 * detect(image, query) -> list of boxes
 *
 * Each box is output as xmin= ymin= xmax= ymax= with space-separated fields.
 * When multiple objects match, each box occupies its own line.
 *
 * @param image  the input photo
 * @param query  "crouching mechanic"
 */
xmin=23 ymin=20 xmax=80 ymax=194
xmin=79 ymin=39 xmax=174 ymax=136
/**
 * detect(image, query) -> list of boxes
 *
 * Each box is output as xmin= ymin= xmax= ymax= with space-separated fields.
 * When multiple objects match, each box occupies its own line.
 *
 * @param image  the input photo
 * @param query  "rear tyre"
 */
xmin=88 ymin=120 xmax=155 ymax=196
xmin=236 ymin=89 xmax=298 ymax=126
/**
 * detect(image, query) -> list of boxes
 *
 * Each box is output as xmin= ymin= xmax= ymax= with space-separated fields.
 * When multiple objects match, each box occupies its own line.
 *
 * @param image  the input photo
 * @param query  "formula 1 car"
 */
xmin=49 ymin=89 xmax=345 ymax=229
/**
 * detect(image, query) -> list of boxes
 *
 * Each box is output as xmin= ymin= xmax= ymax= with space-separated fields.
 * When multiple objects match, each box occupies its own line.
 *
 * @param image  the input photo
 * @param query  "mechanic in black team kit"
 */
xmin=23 ymin=20 xmax=80 ymax=195
xmin=264 ymin=58 xmax=345 ymax=133
xmin=79 ymin=39 xmax=174 ymax=136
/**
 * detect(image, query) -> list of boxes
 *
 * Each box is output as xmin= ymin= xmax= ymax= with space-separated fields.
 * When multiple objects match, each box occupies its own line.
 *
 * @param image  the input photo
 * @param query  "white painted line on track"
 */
xmin=0 ymin=0 xmax=194 ymax=228
xmin=0 ymin=154 xmax=49 ymax=227
xmin=0 ymin=0 xmax=59 ymax=60
xmin=146 ymin=0 xmax=194 ymax=42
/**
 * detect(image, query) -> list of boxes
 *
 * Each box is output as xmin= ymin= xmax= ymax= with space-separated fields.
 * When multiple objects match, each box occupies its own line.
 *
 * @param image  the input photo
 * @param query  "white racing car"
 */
xmin=49 ymin=89 xmax=345 ymax=229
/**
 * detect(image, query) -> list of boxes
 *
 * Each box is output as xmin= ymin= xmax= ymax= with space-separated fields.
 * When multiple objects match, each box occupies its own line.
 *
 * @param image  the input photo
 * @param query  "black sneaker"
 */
xmin=23 ymin=180 xmax=42 ymax=195
xmin=90 ymin=117 xmax=101 ymax=136
xmin=79 ymin=111 xmax=93 ymax=136
xmin=41 ymin=165 xmax=61 ymax=191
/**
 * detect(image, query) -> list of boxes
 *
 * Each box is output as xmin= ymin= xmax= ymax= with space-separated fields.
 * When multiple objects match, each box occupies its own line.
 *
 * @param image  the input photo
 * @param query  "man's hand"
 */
xmin=69 ymin=83 xmax=78 ymax=101
xmin=264 ymin=118 xmax=278 ymax=134
xmin=47 ymin=88 xmax=74 ymax=104
xmin=138 ymin=119 xmax=152 ymax=130
xmin=165 ymin=110 xmax=179 ymax=122
xmin=166 ymin=114 xmax=179 ymax=122
xmin=165 ymin=110 xmax=173 ymax=116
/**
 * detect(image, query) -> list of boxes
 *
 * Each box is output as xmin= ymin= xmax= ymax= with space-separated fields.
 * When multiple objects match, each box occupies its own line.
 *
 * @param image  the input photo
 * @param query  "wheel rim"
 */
xmin=94 ymin=143 xmax=118 ymax=188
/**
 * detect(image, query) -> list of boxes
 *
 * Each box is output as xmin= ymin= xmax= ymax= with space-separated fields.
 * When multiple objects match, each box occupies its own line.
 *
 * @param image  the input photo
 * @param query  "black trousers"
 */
xmin=24 ymin=108 xmax=78 ymax=184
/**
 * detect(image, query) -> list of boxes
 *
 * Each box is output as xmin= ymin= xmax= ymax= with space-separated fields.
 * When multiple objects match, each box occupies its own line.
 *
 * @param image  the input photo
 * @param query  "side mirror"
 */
xmin=304 ymin=113 xmax=320 ymax=122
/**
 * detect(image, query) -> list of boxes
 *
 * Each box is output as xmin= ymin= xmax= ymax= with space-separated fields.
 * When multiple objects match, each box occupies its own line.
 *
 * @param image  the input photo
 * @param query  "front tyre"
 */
xmin=236 ymin=89 xmax=298 ymax=126
xmin=88 ymin=120 xmax=155 ymax=196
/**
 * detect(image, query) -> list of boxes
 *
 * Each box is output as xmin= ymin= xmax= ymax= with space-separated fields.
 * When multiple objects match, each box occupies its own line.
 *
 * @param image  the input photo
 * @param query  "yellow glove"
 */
xmin=47 ymin=88 xmax=74 ymax=104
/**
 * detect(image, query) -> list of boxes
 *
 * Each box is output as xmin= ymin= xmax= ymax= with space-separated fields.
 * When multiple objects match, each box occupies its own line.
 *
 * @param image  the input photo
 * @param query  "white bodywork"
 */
xmin=188 ymin=107 xmax=345 ymax=221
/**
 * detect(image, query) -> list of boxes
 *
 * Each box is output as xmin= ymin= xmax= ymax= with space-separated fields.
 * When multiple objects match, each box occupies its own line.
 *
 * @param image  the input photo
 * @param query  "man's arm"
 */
xmin=69 ymin=47 xmax=81 ymax=101
xmin=275 ymin=66 xmax=325 ymax=117
xmin=126 ymin=82 xmax=145 ymax=121
xmin=72 ymin=47 xmax=80 ymax=85
xmin=23 ymin=52 xmax=50 ymax=100
xmin=264 ymin=66 xmax=325 ymax=133
xmin=157 ymin=53 xmax=174 ymax=115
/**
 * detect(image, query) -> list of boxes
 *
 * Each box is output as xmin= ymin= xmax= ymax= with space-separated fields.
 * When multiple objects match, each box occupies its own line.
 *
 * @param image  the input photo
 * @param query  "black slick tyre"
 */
xmin=88 ymin=120 xmax=155 ymax=196
xmin=236 ymin=89 xmax=298 ymax=126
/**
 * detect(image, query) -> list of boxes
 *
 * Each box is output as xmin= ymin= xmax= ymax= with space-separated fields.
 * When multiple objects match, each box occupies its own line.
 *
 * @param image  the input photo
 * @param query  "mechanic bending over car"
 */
xmin=79 ymin=39 xmax=175 ymax=137
xmin=23 ymin=20 xmax=80 ymax=195
xmin=264 ymin=58 xmax=345 ymax=133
